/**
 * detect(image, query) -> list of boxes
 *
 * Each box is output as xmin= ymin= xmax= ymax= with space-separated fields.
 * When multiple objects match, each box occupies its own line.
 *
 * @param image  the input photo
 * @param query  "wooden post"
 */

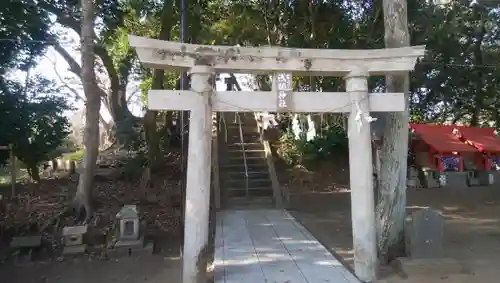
xmin=182 ymin=65 xmax=214 ymax=283
xmin=9 ymin=144 xmax=15 ymax=197
xmin=345 ymin=69 xmax=377 ymax=282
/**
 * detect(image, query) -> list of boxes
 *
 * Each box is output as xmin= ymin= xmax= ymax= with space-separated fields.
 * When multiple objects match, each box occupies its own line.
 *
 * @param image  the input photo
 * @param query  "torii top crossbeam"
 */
xmin=129 ymin=35 xmax=425 ymax=76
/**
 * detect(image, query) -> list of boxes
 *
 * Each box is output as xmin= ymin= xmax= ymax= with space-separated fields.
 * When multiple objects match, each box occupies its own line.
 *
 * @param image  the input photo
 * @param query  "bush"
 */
xmin=276 ymin=125 xmax=348 ymax=167
xmin=62 ymin=150 xmax=85 ymax=161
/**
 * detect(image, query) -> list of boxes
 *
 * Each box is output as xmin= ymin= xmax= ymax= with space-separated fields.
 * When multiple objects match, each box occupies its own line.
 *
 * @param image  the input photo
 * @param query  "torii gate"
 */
xmin=129 ymin=34 xmax=425 ymax=283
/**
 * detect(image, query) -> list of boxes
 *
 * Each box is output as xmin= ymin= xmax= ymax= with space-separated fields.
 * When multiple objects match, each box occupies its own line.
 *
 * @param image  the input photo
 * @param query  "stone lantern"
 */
xmin=110 ymin=205 xmax=152 ymax=256
xmin=116 ymin=205 xmax=139 ymax=241
xmin=116 ymin=205 xmax=140 ymax=241
xmin=62 ymin=225 xmax=88 ymax=254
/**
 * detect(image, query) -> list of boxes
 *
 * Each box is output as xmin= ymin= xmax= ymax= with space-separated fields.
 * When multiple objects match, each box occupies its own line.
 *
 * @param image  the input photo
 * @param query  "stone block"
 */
xmin=394 ymin=257 xmax=469 ymax=278
xmin=478 ymin=171 xmax=494 ymax=186
xmin=114 ymin=236 xmax=145 ymax=249
xmin=62 ymin=225 xmax=88 ymax=246
xmin=63 ymin=245 xmax=86 ymax=255
xmin=492 ymin=171 xmax=500 ymax=185
xmin=405 ymin=208 xmax=443 ymax=259
xmin=423 ymin=170 xmax=440 ymax=188
xmin=107 ymin=236 xmax=153 ymax=258
xmin=441 ymin=172 xmax=468 ymax=188
xmin=10 ymin=236 xmax=41 ymax=248
xmin=10 ymin=236 xmax=42 ymax=262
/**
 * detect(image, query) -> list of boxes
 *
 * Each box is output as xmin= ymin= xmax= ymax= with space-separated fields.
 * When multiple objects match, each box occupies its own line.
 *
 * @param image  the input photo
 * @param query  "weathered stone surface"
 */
xmin=423 ymin=170 xmax=440 ymax=188
xmin=393 ymin=257 xmax=469 ymax=278
xmin=478 ymin=171 xmax=494 ymax=186
xmin=441 ymin=172 xmax=468 ymax=188
xmin=10 ymin=236 xmax=41 ymax=248
xmin=107 ymin=239 xmax=153 ymax=258
xmin=116 ymin=205 xmax=140 ymax=241
xmin=114 ymin=236 xmax=144 ymax=249
xmin=377 ymin=273 xmax=473 ymax=283
xmin=405 ymin=208 xmax=444 ymax=259
xmin=62 ymin=225 xmax=88 ymax=246
xmin=62 ymin=245 xmax=86 ymax=255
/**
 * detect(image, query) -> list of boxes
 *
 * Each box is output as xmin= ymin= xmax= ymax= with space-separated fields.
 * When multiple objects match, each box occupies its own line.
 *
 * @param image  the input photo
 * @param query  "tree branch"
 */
xmin=127 ymin=87 xmax=139 ymax=104
xmin=53 ymin=43 xmax=82 ymax=77
xmin=41 ymin=2 xmax=121 ymax=96
xmin=47 ymin=54 xmax=112 ymax=131
xmin=95 ymin=45 xmax=120 ymax=93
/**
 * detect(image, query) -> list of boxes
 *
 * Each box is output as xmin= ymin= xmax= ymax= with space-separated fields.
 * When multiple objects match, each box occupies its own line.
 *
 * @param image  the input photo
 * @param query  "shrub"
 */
xmin=276 ymin=125 xmax=348 ymax=167
xmin=62 ymin=150 xmax=85 ymax=161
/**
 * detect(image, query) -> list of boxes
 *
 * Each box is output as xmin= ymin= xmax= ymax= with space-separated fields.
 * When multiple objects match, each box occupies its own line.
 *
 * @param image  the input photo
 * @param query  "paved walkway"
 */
xmin=214 ymin=209 xmax=360 ymax=283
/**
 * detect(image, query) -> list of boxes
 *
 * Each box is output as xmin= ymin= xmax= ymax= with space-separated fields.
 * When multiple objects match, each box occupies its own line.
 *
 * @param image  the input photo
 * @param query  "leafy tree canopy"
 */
xmin=0 ymin=76 xmax=72 ymax=180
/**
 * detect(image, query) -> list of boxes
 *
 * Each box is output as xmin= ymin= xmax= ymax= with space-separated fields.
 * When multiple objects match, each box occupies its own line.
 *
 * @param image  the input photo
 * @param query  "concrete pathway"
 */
xmin=214 ymin=209 xmax=360 ymax=283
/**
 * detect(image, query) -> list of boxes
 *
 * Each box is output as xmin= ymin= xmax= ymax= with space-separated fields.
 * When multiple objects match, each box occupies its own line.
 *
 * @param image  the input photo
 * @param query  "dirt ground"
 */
xmin=0 ymin=151 xmax=186 ymax=283
xmin=0 ymin=255 xmax=182 ymax=283
xmin=289 ymin=186 xmax=500 ymax=282
xmin=2 ymin=168 xmax=500 ymax=282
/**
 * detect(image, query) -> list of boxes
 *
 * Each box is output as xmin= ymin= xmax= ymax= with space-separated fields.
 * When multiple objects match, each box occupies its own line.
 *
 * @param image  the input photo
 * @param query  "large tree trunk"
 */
xmin=144 ymin=0 xmax=174 ymax=171
xmin=27 ymin=163 xmax=41 ymax=183
xmin=75 ymin=0 xmax=100 ymax=220
xmin=376 ymin=0 xmax=410 ymax=262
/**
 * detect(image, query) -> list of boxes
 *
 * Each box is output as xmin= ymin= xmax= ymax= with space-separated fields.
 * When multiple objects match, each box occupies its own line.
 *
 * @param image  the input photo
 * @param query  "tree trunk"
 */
xmin=27 ymin=163 xmax=41 ymax=183
xmin=377 ymin=0 xmax=410 ymax=262
xmin=75 ymin=0 xmax=100 ymax=220
xmin=144 ymin=0 xmax=174 ymax=171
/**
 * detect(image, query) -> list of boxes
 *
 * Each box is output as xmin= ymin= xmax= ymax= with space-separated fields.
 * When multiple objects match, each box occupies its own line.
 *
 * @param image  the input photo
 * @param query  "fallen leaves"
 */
xmin=0 ymin=150 xmax=183 ymax=259
xmin=283 ymin=160 xmax=351 ymax=194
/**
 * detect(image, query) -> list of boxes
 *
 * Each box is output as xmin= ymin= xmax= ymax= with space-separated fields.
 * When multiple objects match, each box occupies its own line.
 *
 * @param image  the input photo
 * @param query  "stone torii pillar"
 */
xmin=346 ymin=69 xmax=377 ymax=281
xmin=181 ymin=64 xmax=214 ymax=283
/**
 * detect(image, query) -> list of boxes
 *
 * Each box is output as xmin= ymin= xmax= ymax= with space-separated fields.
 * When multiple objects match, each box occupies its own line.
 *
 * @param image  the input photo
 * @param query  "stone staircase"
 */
xmin=219 ymin=112 xmax=275 ymax=208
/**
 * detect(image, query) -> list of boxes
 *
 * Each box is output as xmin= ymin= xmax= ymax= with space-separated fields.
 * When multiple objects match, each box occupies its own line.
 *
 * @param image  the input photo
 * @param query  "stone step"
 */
xmin=224 ymin=171 xmax=270 ymax=179
xmin=221 ymin=163 xmax=268 ymax=171
xmin=226 ymin=133 xmax=261 ymax=140
xmin=228 ymin=155 xmax=266 ymax=160
xmin=226 ymin=149 xmax=265 ymax=157
xmin=225 ymin=156 xmax=267 ymax=165
xmin=226 ymin=137 xmax=261 ymax=143
xmin=223 ymin=178 xmax=272 ymax=188
xmin=225 ymin=187 xmax=274 ymax=198
xmin=226 ymin=196 xmax=275 ymax=209
xmin=224 ymin=124 xmax=258 ymax=131
xmin=220 ymin=117 xmax=256 ymax=123
xmin=226 ymin=142 xmax=263 ymax=150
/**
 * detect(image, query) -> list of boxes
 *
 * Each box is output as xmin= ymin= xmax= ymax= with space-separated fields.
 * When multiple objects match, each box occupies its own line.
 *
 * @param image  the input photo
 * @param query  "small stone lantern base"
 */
xmin=62 ymin=225 xmax=88 ymax=255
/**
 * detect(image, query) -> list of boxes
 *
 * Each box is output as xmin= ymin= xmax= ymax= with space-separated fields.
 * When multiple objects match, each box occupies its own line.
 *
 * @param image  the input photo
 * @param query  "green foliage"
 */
xmin=62 ymin=150 xmax=85 ymax=162
xmin=0 ymin=75 xmax=72 ymax=179
xmin=6 ymin=0 xmax=500 ymax=168
xmin=408 ymin=2 xmax=500 ymax=126
xmin=276 ymin=125 xmax=348 ymax=167
xmin=119 ymin=153 xmax=148 ymax=181
xmin=48 ymin=137 xmax=81 ymax=160
xmin=138 ymin=72 xmax=179 ymax=108
xmin=139 ymin=76 xmax=152 ymax=108
xmin=0 ymin=0 xmax=53 ymax=72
